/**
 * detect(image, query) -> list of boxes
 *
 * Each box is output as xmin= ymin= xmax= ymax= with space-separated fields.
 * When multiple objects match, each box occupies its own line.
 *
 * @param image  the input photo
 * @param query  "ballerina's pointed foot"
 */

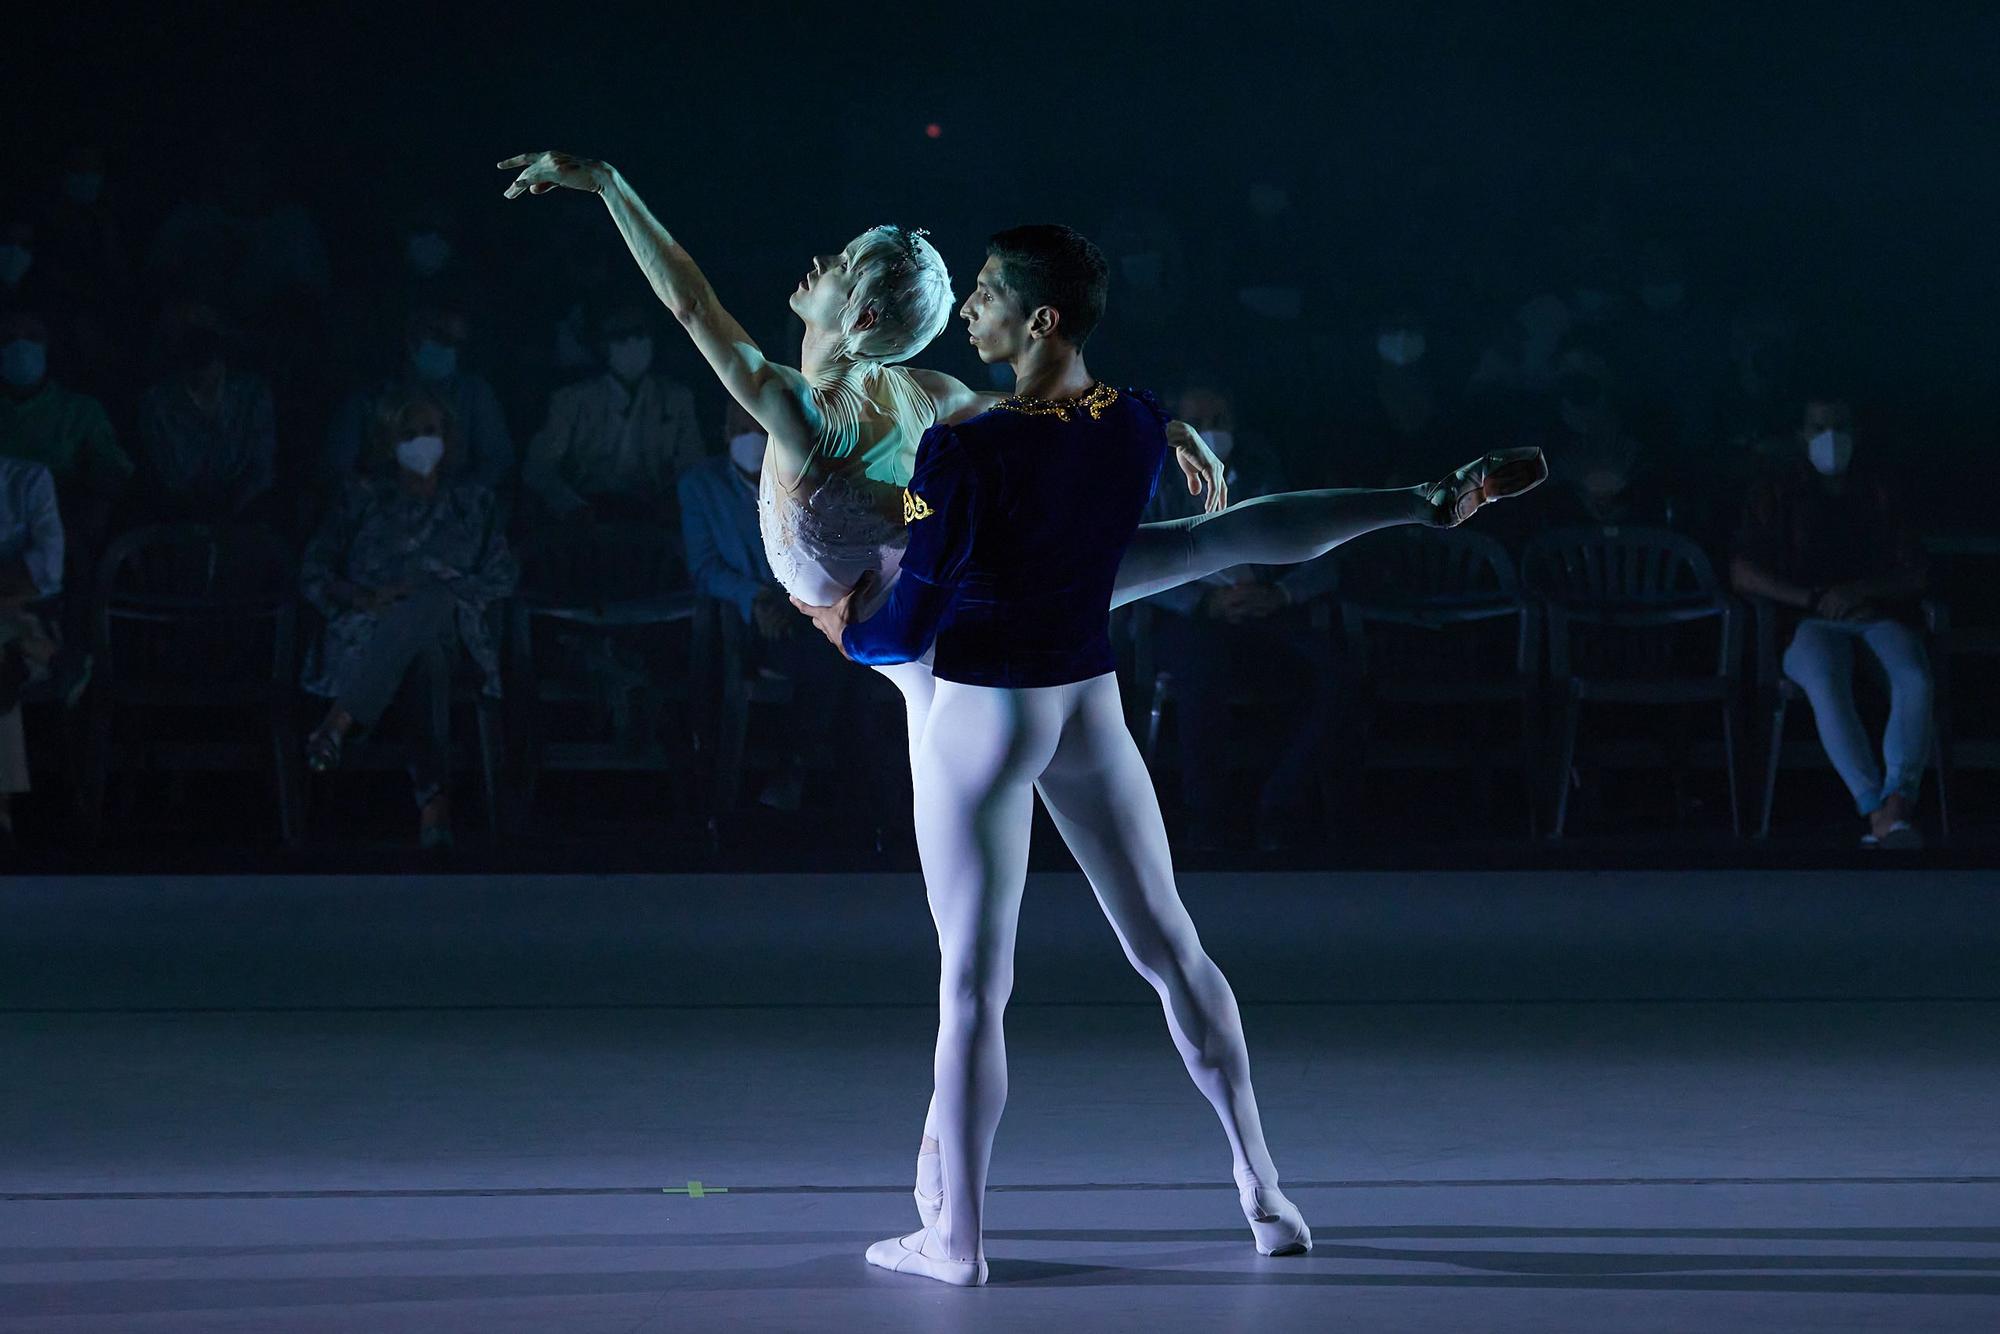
xmin=1237 ymin=1173 xmax=1312 ymax=1256
xmin=865 ymin=1226 xmax=988 ymax=1286
xmin=1425 ymin=446 xmax=1549 ymax=527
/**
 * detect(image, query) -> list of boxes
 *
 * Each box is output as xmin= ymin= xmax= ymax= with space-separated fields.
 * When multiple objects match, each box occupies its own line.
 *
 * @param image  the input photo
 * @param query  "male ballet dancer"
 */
xmin=802 ymin=226 xmax=1545 ymax=1286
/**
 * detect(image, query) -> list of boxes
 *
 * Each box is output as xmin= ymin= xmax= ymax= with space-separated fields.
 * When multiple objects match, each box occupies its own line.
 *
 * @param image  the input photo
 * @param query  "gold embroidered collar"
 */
xmin=992 ymin=381 xmax=1119 ymax=422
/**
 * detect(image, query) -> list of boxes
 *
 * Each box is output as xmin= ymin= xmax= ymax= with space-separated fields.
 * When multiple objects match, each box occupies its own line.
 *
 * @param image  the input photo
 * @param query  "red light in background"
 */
xmin=924 ymin=123 xmax=943 ymax=139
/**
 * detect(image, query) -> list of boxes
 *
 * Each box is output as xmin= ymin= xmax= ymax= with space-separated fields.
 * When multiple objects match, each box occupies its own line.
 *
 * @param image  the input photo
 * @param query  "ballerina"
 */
xmin=498 ymin=156 xmax=1546 ymax=1280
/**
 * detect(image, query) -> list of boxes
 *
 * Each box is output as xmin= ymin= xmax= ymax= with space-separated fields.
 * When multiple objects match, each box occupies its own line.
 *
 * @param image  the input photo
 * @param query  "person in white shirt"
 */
xmin=522 ymin=304 xmax=702 ymax=528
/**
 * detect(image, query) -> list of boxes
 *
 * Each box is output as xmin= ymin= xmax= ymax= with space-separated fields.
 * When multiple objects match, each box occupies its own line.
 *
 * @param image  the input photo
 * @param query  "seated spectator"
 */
xmin=1365 ymin=309 xmax=1464 ymax=489
xmin=1140 ymin=382 xmax=1340 ymax=851
xmin=521 ymin=304 xmax=701 ymax=529
xmin=135 ymin=316 xmax=275 ymax=525
xmin=0 ymin=456 xmax=73 ymax=853
xmin=0 ymin=308 xmax=134 ymax=620
xmin=678 ymin=402 xmax=887 ymax=812
xmin=1729 ymin=393 xmax=1932 ymax=849
xmin=1530 ymin=345 xmax=1675 ymax=528
xmin=300 ymin=389 xmax=518 ymax=850
xmin=322 ymin=305 xmax=514 ymax=497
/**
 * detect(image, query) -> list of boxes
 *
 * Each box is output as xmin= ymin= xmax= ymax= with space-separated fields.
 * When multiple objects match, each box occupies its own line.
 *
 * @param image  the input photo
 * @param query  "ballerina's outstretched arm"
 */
xmin=498 ymin=151 xmax=820 ymax=470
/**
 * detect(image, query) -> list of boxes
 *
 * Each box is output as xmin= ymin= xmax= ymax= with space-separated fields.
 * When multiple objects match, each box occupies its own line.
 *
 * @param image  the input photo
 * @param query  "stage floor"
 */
xmin=4 ymin=871 xmax=1998 ymax=1331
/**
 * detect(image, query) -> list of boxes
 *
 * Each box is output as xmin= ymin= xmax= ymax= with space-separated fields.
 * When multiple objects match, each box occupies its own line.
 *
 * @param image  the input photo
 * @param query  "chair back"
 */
xmin=92 ymin=523 xmax=297 ymax=690
xmin=1521 ymin=525 xmax=1732 ymax=680
xmin=518 ymin=519 xmax=686 ymax=612
xmin=1334 ymin=527 xmax=1534 ymax=681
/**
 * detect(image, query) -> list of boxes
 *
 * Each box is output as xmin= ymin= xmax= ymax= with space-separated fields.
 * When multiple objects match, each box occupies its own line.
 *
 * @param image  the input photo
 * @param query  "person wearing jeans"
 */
xmin=1729 ymin=393 xmax=1931 ymax=848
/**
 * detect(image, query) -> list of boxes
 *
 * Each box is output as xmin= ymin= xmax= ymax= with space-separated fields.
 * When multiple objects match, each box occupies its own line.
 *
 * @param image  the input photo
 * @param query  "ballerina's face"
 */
xmin=788 ymin=240 xmax=867 ymax=335
xmin=959 ymin=255 xmax=1028 ymax=364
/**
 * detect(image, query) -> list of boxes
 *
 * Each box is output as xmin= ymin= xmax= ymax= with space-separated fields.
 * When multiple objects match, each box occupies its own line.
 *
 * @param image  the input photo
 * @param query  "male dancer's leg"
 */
xmin=1031 ymin=671 xmax=1290 ymax=1196
xmin=904 ymin=678 xmax=1064 ymax=1263
xmin=1112 ymin=486 xmax=1432 ymax=609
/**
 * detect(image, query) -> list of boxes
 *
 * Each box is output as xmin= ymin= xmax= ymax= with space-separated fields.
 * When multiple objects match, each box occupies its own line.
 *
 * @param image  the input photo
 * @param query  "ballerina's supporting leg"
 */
xmin=1110 ymin=485 xmax=1433 ymax=610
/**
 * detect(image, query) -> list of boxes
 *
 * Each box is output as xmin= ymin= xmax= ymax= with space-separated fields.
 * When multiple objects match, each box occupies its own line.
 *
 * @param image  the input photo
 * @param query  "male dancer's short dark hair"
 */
xmin=985 ymin=224 xmax=1109 ymax=349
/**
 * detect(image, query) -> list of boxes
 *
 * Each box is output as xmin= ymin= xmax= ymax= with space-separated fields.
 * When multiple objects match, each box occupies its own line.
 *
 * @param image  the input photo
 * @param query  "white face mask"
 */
xmin=606 ymin=335 xmax=654 ymax=381
xmin=1199 ymin=428 xmax=1235 ymax=462
xmin=395 ymin=433 xmax=446 ymax=477
xmin=1376 ymin=330 xmax=1427 ymax=367
xmin=0 ymin=246 xmax=31 ymax=287
xmin=1807 ymin=428 xmax=1854 ymax=476
xmin=728 ymin=431 xmax=768 ymax=475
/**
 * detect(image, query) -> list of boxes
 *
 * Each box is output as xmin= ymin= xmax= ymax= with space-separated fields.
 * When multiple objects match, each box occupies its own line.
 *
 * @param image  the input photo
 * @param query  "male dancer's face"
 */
xmin=959 ymin=256 xmax=1031 ymax=366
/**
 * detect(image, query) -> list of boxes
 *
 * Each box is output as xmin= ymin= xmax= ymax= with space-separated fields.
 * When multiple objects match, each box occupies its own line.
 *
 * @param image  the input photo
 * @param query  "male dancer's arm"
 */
xmin=498 ymin=152 xmax=817 ymax=452
xmin=792 ymin=426 xmax=980 ymax=662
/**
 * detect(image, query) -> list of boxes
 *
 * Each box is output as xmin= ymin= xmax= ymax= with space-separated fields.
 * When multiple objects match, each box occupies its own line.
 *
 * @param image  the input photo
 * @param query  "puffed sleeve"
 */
xmin=841 ymin=423 xmax=981 ymax=665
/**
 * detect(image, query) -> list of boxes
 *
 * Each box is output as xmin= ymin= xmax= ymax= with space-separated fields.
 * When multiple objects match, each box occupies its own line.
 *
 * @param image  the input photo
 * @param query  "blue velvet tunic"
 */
xmin=842 ymin=383 xmax=1168 ymax=687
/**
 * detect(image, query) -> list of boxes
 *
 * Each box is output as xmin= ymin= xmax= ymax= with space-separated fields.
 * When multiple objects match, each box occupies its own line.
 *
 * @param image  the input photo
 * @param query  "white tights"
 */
xmin=870 ymin=484 xmax=1428 ymax=1261
xmin=910 ymin=671 xmax=1283 ymax=1261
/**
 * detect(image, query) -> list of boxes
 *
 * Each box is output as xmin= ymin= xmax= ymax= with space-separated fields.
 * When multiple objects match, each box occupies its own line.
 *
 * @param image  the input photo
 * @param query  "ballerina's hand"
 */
xmin=1167 ymin=420 xmax=1228 ymax=513
xmin=790 ymin=571 xmax=876 ymax=660
xmin=497 ymin=151 xmax=612 ymax=199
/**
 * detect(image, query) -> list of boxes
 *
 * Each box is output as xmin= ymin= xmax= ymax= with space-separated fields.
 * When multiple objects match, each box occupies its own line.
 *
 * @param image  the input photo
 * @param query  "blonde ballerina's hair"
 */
xmin=840 ymin=225 xmax=954 ymax=364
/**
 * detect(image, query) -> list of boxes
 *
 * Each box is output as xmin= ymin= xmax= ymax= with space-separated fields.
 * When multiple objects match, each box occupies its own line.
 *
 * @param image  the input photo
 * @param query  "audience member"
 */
xmin=1729 ymin=392 xmax=1933 ymax=849
xmin=299 ymin=389 xmax=519 ymax=850
xmin=136 ymin=315 xmax=276 ymax=524
xmin=521 ymin=304 xmax=701 ymax=528
xmin=0 ymin=308 xmax=134 ymax=609
xmin=0 ymin=456 xmax=70 ymax=853
xmin=322 ymin=305 xmax=514 ymax=495
xmin=1530 ymin=345 xmax=1674 ymax=527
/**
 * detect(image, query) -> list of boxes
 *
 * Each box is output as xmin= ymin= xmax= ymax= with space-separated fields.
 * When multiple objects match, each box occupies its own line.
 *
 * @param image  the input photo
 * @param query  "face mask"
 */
xmin=1 ymin=338 xmax=46 ymax=388
xmin=0 ymin=246 xmax=31 ymax=287
xmin=606 ymin=335 xmax=654 ymax=381
xmin=395 ymin=433 xmax=446 ymax=477
xmin=1640 ymin=282 xmax=1685 ymax=312
xmin=1807 ymin=428 xmax=1854 ymax=476
xmin=63 ymin=172 xmax=105 ymax=205
xmin=406 ymin=231 xmax=452 ymax=277
xmin=1376 ymin=330 xmax=1427 ymax=367
xmin=728 ymin=431 xmax=768 ymax=474
xmin=411 ymin=338 xmax=457 ymax=382
xmin=1200 ymin=428 xmax=1235 ymax=462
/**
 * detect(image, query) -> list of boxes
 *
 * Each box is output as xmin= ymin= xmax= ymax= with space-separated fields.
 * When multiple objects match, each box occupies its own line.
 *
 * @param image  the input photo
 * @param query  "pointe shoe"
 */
xmin=1236 ymin=1170 xmax=1312 ymax=1256
xmin=865 ymin=1226 xmax=988 ymax=1286
xmin=1424 ymin=446 xmax=1549 ymax=527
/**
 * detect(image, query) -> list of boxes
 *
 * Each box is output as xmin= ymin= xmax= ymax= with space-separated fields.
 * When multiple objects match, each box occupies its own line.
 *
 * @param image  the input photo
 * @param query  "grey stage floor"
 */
xmin=3 ymin=870 xmax=1998 ymax=1332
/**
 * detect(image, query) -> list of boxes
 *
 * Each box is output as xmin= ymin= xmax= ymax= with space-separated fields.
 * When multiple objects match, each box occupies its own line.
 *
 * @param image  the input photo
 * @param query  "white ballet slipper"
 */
xmin=1235 ymin=1168 xmax=1312 ymax=1256
xmin=864 ymin=1225 xmax=988 ymax=1286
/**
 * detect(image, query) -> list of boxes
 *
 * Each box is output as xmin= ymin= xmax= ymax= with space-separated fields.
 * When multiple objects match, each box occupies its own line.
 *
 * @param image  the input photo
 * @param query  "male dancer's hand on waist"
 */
xmin=791 ymin=571 xmax=877 ymax=660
